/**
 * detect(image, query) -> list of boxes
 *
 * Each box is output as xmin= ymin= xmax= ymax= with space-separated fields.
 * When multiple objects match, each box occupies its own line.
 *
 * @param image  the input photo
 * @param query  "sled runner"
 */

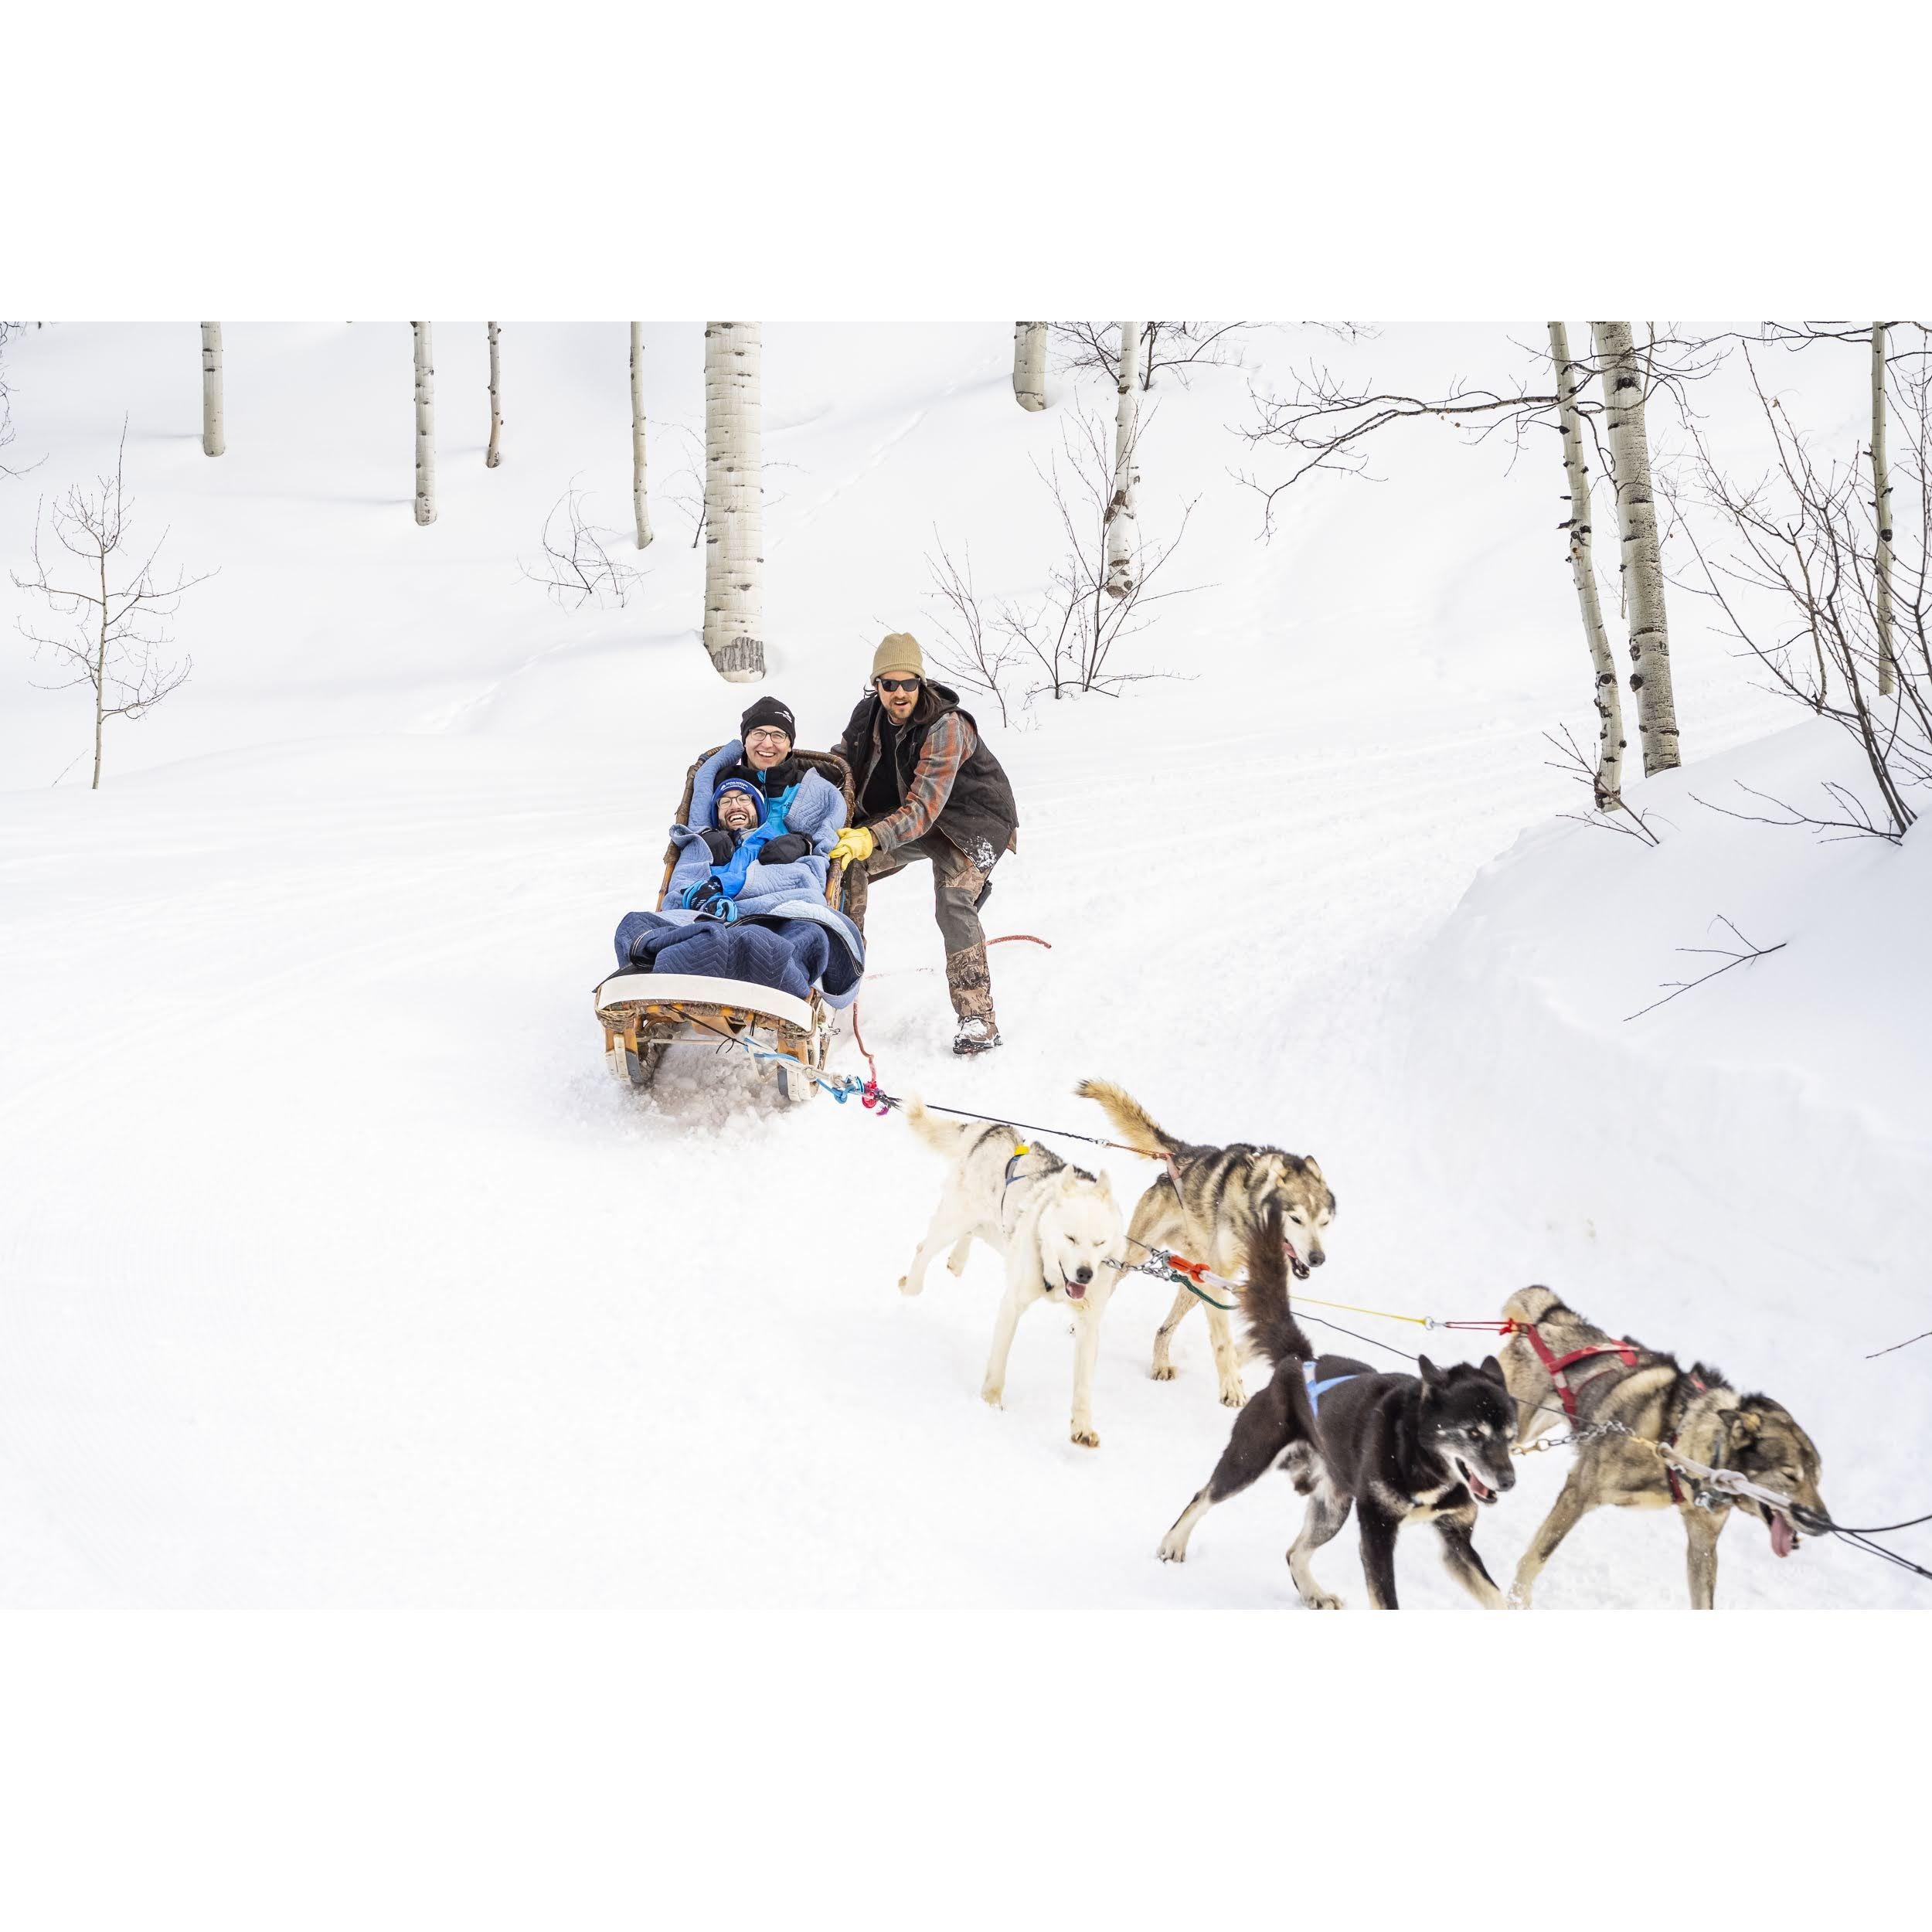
xmin=597 ymin=745 xmax=860 ymax=1107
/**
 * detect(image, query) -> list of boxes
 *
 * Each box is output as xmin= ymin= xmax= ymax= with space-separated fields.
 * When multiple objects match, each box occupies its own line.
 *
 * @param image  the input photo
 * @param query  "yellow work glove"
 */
xmin=831 ymin=825 xmax=876 ymax=868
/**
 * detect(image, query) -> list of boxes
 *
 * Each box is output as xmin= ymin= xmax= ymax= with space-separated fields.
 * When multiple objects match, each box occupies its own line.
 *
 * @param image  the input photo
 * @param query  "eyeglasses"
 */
xmin=744 ymin=728 xmax=791 ymax=747
xmin=874 ymin=677 xmax=920 ymax=695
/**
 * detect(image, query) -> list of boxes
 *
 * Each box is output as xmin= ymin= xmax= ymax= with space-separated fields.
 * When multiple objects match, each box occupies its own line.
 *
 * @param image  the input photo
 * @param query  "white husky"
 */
xmin=899 ymin=1096 xmax=1129 ymax=1448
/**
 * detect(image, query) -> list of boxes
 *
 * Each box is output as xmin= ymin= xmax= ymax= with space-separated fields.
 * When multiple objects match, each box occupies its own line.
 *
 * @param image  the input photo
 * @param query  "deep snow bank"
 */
xmin=1406 ymin=718 xmax=1930 ymax=1594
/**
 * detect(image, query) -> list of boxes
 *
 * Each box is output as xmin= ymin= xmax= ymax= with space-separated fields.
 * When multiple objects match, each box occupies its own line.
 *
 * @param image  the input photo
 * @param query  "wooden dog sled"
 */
xmin=597 ymin=746 xmax=859 ymax=1107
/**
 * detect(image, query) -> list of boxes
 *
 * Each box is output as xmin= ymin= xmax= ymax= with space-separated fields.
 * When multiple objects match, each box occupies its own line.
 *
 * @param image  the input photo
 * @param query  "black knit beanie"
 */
xmin=740 ymin=696 xmax=796 ymax=743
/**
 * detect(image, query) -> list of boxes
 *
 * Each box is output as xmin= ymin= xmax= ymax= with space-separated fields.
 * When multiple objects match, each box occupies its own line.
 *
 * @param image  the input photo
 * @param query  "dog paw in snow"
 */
xmin=1070 ymin=1426 xmax=1099 ymax=1449
xmin=981 ymin=1386 xmax=1003 ymax=1410
xmin=1298 ymin=1589 xmax=1344 ymax=1611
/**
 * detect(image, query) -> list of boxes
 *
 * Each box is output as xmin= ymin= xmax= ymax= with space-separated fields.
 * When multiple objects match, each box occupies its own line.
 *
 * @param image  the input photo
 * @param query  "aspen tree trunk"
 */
xmin=1103 ymin=320 xmax=1141 ymax=600
xmin=200 ymin=323 xmax=225 ymax=457
xmin=702 ymin=321 xmax=763 ymax=682
xmin=630 ymin=321 xmax=654 ymax=549
xmin=1872 ymin=321 xmax=1895 ymax=697
xmin=93 ymin=549 xmax=108 ymax=789
xmin=485 ymin=321 xmax=502 ymax=468
xmin=1549 ymin=322 xmax=1625 ymax=811
xmin=1012 ymin=322 xmax=1048 ymax=411
xmin=1591 ymin=321 xmax=1679 ymax=773
xmin=412 ymin=322 xmax=437 ymax=526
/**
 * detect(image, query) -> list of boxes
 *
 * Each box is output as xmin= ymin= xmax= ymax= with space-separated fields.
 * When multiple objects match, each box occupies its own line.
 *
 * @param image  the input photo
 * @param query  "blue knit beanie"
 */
xmin=713 ymin=773 xmax=765 ymax=823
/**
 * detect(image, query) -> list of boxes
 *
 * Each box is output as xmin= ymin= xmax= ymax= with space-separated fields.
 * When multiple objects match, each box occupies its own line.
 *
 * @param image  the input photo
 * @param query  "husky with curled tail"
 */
xmin=1075 ymin=1078 xmax=1334 ymax=1407
xmin=898 ymin=1096 xmax=1128 ymax=1448
xmin=1160 ymin=1205 xmax=1517 ymax=1610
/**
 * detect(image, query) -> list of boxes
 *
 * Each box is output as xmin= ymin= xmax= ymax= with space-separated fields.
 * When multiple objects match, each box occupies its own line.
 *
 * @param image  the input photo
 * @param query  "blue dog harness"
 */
xmin=1302 ymin=1359 xmax=1359 ymax=1418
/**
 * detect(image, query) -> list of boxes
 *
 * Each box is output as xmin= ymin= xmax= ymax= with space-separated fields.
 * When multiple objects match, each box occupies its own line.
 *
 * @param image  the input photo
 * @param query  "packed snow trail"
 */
xmin=0 ymin=323 xmax=1921 ymax=1607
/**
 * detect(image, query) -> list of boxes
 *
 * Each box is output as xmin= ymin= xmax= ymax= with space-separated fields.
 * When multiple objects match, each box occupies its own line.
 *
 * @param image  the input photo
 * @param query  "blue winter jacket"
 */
xmin=660 ymin=740 xmax=847 ymax=917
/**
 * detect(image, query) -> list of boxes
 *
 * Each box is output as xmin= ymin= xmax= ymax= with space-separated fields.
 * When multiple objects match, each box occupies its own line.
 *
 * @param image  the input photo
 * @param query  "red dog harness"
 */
xmin=1510 ymin=1318 xmax=1640 ymax=1419
xmin=1513 ymin=1318 xmax=1710 ymax=1506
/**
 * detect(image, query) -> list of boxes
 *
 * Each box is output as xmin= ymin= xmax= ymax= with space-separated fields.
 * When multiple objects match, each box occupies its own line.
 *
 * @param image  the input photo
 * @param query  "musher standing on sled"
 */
xmin=829 ymin=634 xmax=1019 ymax=1055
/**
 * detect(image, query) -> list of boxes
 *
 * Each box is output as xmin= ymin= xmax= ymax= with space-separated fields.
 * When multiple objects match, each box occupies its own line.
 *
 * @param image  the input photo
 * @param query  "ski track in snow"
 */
xmin=0 ymin=321 xmax=1922 ymax=1610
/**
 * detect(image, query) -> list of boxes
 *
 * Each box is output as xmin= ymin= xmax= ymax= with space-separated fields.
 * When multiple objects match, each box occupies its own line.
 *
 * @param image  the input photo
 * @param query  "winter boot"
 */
xmin=954 ymin=1015 xmax=1002 ymax=1056
xmin=944 ymin=940 xmax=998 ymax=1053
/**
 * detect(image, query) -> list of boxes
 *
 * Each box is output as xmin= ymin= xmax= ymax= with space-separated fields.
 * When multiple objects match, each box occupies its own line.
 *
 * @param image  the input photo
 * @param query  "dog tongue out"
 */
xmin=1459 ymin=1463 xmax=1495 ymax=1503
xmin=1770 ymin=1513 xmax=1795 ymax=1557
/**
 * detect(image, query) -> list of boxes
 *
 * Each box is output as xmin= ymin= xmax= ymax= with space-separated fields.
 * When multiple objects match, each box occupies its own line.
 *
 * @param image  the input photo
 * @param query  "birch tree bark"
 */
xmin=702 ymin=321 xmax=763 ymax=682
xmin=1103 ymin=320 xmax=1141 ymax=599
xmin=1549 ymin=322 xmax=1625 ymax=810
xmin=1872 ymin=320 xmax=1895 ymax=697
xmin=630 ymin=321 xmax=654 ymax=549
xmin=1012 ymin=322 xmax=1047 ymax=411
xmin=485 ymin=321 xmax=502 ymax=468
xmin=1591 ymin=321 xmax=1679 ymax=773
xmin=412 ymin=321 xmax=437 ymax=526
xmin=200 ymin=323 xmax=225 ymax=457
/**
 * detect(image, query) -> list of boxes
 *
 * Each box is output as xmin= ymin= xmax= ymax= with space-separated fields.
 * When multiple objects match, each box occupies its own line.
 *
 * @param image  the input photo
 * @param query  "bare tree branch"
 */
xmin=1624 ymin=916 xmax=1787 ymax=1022
xmin=1049 ymin=321 xmax=1273 ymax=391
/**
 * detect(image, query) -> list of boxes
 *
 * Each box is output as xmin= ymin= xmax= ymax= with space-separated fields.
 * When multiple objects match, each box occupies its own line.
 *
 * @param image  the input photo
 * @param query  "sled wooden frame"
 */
xmin=599 ymin=743 xmax=859 ymax=1106
xmin=595 ymin=971 xmax=832 ymax=1105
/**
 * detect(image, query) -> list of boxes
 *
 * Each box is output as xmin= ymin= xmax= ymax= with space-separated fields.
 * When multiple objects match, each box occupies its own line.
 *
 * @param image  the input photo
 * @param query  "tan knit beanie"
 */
xmin=872 ymin=632 xmax=925 ymax=680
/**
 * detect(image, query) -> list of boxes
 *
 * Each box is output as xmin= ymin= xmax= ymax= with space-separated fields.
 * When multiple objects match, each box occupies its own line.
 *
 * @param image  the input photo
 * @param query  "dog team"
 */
xmin=899 ymin=1079 xmax=1829 ymax=1611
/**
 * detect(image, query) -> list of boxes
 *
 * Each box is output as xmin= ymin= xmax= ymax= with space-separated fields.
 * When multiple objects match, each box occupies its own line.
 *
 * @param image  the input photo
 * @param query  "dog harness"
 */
xmin=1515 ymin=1318 xmax=1716 ymax=1509
xmin=1660 ymin=1372 xmax=1711 ymax=1509
xmin=1510 ymin=1318 xmax=1640 ymax=1419
xmin=1301 ymin=1359 xmax=1359 ymax=1418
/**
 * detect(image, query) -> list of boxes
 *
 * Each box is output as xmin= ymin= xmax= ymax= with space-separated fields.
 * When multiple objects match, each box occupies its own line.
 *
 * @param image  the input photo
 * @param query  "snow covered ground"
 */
xmin=1 ymin=321 xmax=1923 ymax=1608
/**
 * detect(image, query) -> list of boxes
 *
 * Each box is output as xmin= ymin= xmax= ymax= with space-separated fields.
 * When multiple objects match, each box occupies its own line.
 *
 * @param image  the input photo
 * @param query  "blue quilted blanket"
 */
xmin=613 ymin=911 xmax=860 ymax=1005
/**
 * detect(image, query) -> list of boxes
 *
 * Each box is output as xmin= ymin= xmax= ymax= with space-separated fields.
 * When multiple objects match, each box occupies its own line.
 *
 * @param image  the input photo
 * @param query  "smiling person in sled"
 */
xmin=610 ymin=697 xmax=863 ymax=1005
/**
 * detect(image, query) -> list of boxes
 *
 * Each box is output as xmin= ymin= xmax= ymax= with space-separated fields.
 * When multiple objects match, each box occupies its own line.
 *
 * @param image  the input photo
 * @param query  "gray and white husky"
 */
xmin=1076 ymin=1079 xmax=1335 ymax=1408
xmin=900 ymin=1096 xmax=1128 ymax=1448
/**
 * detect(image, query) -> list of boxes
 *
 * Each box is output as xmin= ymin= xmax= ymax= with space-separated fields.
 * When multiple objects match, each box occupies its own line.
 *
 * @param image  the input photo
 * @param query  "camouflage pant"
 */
xmin=865 ymin=832 xmax=996 ymax=1023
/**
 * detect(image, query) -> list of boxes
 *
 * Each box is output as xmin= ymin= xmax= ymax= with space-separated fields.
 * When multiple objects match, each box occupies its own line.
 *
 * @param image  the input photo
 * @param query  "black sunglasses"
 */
xmin=874 ymin=676 xmax=920 ymax=694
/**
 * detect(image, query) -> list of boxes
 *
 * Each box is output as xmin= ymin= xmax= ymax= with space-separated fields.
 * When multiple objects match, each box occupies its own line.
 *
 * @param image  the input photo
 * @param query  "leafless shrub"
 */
xmin=1543 ymin=723 xmax=1662 ymax=845
xmin=1675 ymin=335 xmax=1932 ymax=841
xmin=13 ymin=427 xmax=208 ymax=787
xmin=925 ymin=404 xmax=1200 ymax=715
xmin=922 ymin=536 xmax=1026 ymax=727
xmin=0 ymin=320 xmax=39 ymax=478
xmin=520 ymin=483 xmax=648 ymax=609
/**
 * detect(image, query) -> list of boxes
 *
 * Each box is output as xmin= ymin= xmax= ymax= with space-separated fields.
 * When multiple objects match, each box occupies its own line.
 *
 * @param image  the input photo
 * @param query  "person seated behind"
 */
xmin=702 ymin=697 xmax=838 ymax=833
xmin=661 ymin=701 xmax=846 ymax=921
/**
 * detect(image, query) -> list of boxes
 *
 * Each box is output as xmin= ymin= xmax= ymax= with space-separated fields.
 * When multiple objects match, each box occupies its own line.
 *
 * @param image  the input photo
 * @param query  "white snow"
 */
xmin=2 ymin=320 xmax=1924 ymax=1609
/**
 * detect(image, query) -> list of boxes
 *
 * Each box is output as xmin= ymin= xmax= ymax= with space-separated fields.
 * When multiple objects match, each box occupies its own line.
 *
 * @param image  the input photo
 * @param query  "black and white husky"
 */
xmin=1157 ymin=1206 xmax=1517 ymax=1607
xmin=899 ymin=1097 xmax=1128 ymax=1448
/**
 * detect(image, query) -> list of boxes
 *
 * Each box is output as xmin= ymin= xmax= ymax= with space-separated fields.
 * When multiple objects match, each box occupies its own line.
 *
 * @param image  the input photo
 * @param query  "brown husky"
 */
xmin=1500 ymin=1286 xmax=1828 ymax=1610
xmin=1074 ymin=1079 xmax=1335 ymax=1407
